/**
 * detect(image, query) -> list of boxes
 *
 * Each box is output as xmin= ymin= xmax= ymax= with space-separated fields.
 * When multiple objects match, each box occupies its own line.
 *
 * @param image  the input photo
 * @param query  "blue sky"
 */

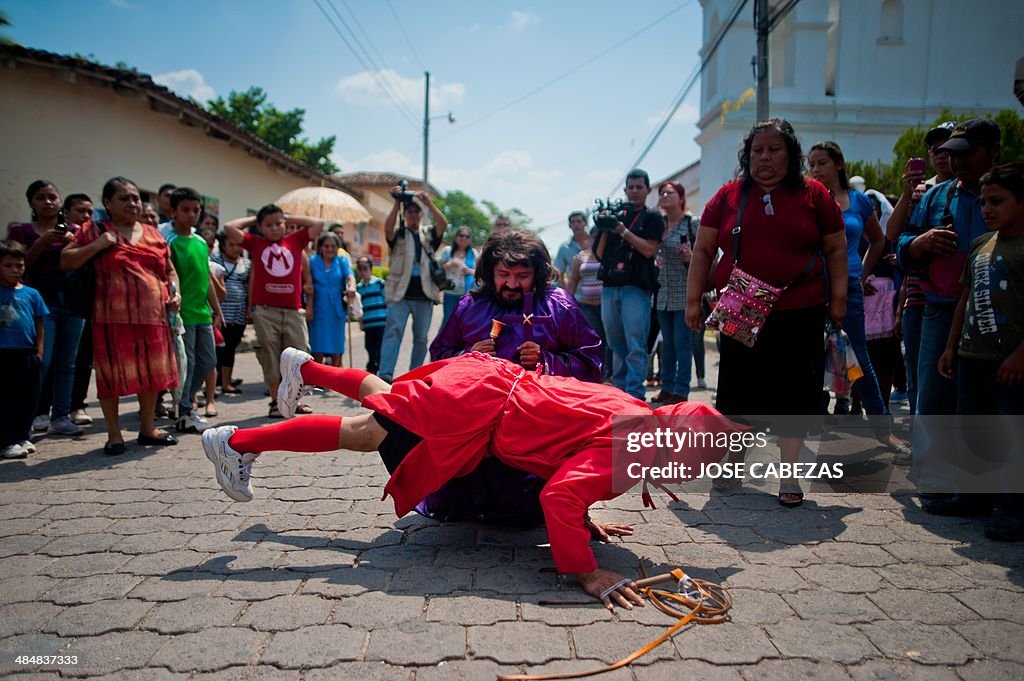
xmin=8 ymin=0 xmax=712 ymax=244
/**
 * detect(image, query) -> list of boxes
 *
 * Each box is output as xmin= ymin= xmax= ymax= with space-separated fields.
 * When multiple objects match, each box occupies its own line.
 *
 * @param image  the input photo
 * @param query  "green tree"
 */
xmin=206 ymin=86 xmax=338 ymax=174
xmin=847 ymin=108 xmax=1024 ymax=196
xmin=434 ymin=190 xmax=492 ymax=244
xmin=435 ymin=190 xmax=535 ymax=244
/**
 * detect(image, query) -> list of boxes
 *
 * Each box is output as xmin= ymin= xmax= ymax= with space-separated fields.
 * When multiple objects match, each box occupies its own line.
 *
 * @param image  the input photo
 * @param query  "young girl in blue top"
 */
xmin=809 ymin=141 xmax=909 ymax=456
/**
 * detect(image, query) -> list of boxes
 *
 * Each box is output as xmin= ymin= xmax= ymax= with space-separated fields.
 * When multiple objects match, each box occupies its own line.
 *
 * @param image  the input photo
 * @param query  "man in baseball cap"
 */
xmin=897 ymin=116 xmax=1001 ymax=517
xmin=937 ymin=118 xmax=1001 ymax=154
xmin=924 ymin=121 xmax=957 ymax=149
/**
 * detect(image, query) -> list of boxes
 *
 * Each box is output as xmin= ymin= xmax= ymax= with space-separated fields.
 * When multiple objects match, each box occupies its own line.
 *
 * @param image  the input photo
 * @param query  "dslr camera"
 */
xmin=391 ymin=179 xmax=418 ymax=206
xmin=592 ymin=198 xmax=629 ymax=232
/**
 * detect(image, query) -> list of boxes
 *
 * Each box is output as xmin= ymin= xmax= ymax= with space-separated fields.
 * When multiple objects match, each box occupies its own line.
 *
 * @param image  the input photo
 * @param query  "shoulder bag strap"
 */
xmin=731 ymin=186 xmax=753 ymax=264
xmin=942 ymin=180 xmax=957 ymax=224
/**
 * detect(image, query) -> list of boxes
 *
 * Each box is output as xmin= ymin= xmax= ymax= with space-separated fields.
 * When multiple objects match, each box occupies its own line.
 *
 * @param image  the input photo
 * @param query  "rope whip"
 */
xmin=497 ymin=561 xmax=732 ymax=681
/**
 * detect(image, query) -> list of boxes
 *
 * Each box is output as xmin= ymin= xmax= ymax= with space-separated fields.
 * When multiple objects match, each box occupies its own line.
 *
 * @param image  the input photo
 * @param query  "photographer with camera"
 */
xmin=378 ymin=182 xmax=448 ymax=382
xmin=592 ymin=169 xmax=665 ymax=400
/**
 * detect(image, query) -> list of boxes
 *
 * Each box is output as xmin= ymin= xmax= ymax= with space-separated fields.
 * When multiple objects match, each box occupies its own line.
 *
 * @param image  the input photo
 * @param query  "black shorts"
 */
xmin=372 ymin=413 xmax=422 ymax=474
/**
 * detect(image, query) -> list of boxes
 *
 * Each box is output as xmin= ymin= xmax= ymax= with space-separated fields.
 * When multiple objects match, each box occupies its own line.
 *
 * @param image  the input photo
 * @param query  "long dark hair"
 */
xmin=474 ymin=228 xmax=554 ymax=299
xmin=102 ymin=176 xmax=138 ymax=202
xmin=25 ymin=179 xmax=59 ymax=220
xmin=737 ymin=118 xmax=806 ymax=191
xmin=450 ymin=227 xmax=473 ymax=258
xmin=809 ymin=140 xmax=850 ymax=190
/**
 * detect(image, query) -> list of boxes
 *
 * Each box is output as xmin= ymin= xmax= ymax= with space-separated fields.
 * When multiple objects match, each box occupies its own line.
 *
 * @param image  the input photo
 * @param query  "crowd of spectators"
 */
xmin=4 ymin=117 xmax=1021 ymax=542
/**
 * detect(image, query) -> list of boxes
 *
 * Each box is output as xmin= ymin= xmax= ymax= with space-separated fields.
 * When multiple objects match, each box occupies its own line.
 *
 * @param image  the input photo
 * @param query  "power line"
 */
xmin=426 ymin=0 xmax=697 ymax=150
xmin=334 ymin=0 xmax=420 ymax=125
xmin=313 ymin=0 xmax=419 ymax=130
xmin=769 ymin=0 xmax=800 ymax=31
xmin=386 ymin=0 xmax=427 ymax=72
xmin=613 ymin=0 xmax=749 ymax=190
xmin=324 ymin=0 xmax=420 ymax=125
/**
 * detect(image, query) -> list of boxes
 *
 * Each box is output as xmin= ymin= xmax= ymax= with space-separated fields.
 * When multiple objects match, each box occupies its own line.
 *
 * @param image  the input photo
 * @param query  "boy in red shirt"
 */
xmin=224 ymin=205 xmax=323 ymax=417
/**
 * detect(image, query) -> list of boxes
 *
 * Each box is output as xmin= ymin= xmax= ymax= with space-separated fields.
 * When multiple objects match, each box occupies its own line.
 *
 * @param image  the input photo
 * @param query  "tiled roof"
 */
xmin=1 ymin=44 xmax=360 ymax=198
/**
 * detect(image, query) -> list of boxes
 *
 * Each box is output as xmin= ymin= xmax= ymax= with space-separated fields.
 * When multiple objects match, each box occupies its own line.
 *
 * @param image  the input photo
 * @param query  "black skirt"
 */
xmin=715 ymin=305 xmax=826 ymax=437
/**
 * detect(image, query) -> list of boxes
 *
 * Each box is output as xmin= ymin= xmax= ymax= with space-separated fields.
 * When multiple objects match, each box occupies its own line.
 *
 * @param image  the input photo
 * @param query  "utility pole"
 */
xmin=422 ymin=70 xmax=430 ymax=188
xmin=755 ymin=0 xmax=769 ymax=121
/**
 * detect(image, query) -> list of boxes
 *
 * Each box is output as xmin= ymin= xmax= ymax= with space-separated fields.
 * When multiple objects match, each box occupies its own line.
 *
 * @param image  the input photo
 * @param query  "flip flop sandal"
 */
xmin=778 ymin=484 xmax=804 ymax=508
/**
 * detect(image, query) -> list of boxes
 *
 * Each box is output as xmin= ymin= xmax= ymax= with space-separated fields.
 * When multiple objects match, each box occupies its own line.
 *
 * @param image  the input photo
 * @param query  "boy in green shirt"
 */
xmin=164 ymin=187 xmax=222 ymax=433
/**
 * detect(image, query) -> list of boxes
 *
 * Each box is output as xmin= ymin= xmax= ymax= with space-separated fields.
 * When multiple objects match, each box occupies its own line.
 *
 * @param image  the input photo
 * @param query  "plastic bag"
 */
xmin=824 ymin=327 xmax=863 ymax=393
xmin=347 ymin=291 xmax=363 ymax=322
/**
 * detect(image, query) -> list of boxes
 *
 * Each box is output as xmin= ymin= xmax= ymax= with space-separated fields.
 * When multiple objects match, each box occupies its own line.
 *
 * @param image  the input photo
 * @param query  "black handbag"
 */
xmin=409 ymin=227 xmax=453 ymax=291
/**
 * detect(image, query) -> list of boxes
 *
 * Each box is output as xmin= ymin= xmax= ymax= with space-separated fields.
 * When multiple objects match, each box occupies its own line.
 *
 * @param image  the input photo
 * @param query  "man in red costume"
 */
xmin=202 ymin=349 xmax=732 ymax=609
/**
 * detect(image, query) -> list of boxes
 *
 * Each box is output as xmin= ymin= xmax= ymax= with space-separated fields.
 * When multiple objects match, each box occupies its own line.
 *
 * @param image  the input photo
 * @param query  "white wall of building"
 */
xmin=697 ymin=0 xmax=1023 ymax=201
xmin=0 ymin=65 xmax=322 ymax=224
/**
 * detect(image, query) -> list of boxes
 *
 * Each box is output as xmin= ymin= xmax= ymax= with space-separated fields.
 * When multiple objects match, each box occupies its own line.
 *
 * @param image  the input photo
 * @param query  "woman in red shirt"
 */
xmin=686 ymin=118 xmax=849 ymax=507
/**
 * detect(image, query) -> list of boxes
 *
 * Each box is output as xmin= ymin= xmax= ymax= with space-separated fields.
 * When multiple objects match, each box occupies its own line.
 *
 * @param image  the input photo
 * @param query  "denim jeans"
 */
xmin=40 ymin=307 xmax=86 ymax=421
xmin=656 ymin=309 xmax=692 ymax=398
xmin=579 ymin=302 xmax=612 ymax=379
xmin=691 ymin=320 xmax=706 ymax=380
xmin=910 ymin=302 xmax=958 ymax=491
xmin=601 ymin=286 xmax=652 ymax=399
xmin=902 ymin=305 xmax=923 ymax=415
xmin=845 ymin=280 xmax=891 ymax=437
xmin=378 ymin=298 xmax=434 ymax=381
xmin=181 ymin=324 xmax=217 ymax=413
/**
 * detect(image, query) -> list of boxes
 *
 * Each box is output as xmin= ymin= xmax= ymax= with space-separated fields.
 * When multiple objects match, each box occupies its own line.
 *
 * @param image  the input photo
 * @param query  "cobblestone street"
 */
xmin=2 ymin=326 xmax=1023 ymax=680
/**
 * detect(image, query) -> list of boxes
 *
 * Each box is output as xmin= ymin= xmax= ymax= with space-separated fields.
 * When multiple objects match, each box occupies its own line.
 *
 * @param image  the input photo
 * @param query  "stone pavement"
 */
xmin=2 ymin=319 xmax=1023 ymax=680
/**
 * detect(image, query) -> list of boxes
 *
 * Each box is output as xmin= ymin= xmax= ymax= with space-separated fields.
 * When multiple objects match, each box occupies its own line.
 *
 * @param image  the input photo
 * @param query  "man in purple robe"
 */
xmin=430 ymin=228 xmax=602 ymax=381
xmin=420 ymin=229 xmax=603 ymax=526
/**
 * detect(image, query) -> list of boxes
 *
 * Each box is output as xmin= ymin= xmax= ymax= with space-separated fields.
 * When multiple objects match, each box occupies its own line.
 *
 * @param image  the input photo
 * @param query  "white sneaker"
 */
xmin=277 ymin=347 xmax=314 ymax=419
xmin=31 ymin=415 xmax=50 ymax=432
xmin=2 ymin=443 xmax=27 ymax=459
xmin=49 ymin=416 xmax=85 ymax=436
xmin=176 ymin=409 xmax=207 ymax=434
xmin=18 ymin=440 xmax=37 ymax=454
xmin=202 ymin=426 xmax=256 ymax=502
xmin=70 ymin=409 xmax=93 ymax=426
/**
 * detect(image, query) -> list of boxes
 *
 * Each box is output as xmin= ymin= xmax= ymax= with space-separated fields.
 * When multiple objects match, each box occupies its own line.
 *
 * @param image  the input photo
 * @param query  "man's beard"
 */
xmin=495 ymin=286 xmax=525 ymax=310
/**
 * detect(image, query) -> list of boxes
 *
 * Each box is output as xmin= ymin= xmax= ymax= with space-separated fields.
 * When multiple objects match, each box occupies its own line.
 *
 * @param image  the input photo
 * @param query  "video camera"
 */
xmin=592 ymin=198 xmax=630 ymax=232
xmin=391 ymin=179 xmax=418 ymax=207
